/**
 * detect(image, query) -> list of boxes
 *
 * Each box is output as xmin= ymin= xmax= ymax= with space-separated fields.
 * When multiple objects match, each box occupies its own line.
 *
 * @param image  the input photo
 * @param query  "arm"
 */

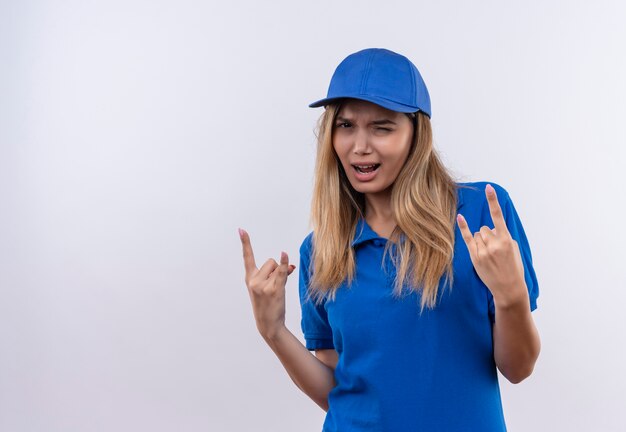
xmin=263 ymin=325 xmax=336 ymax=411
xmin=315 ymin=348 xmax=339 ymax=371
xmin=492 ymin=283 xmax=541 ymax=384
xmin=455 ymin=184 xmax=541 ymax=384
xmin=238 ymin=229 xmax=335 ymax=411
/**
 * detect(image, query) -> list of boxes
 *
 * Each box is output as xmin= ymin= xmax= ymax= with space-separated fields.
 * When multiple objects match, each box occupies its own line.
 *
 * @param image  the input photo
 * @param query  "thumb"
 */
xmin=287 ymin=264 xmax=296 ymax=275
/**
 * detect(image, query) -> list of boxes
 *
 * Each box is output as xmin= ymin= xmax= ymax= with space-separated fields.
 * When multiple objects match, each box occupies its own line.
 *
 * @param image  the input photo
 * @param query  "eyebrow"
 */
xmin=335 ymin=116 xmax=397 ymax=126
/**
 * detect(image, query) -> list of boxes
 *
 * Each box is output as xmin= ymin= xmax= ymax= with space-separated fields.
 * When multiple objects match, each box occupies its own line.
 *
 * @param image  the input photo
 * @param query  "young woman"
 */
xmin=239 ymin=48 xmax=540 ymax=431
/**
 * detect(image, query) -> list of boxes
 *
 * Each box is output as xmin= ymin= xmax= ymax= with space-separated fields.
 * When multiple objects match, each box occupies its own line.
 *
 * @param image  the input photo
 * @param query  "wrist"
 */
xmin=493 ymin=282 xmax=530 ymax=310
xmin=260 ymin=324 xmax=288 ymax=344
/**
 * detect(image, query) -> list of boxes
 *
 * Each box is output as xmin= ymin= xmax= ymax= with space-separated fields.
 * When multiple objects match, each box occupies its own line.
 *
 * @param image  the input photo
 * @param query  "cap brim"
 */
xmin=308 ymin=95 xmax=425 ymax=115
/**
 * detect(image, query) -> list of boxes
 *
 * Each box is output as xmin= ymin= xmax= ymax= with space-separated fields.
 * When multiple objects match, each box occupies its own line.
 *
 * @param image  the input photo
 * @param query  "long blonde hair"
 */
xmin=306 ymin=102 xmax=468 ymax=312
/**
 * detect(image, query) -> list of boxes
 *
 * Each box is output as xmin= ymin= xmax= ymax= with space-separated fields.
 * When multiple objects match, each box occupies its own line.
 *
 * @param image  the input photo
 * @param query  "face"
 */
xmin=332 ymin=99 xmax=415 ymax=196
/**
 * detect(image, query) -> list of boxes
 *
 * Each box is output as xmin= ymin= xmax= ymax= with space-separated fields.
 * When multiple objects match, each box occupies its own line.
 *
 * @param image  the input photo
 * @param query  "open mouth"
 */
xmin=352 ymin=163 xmax=381 ymax=174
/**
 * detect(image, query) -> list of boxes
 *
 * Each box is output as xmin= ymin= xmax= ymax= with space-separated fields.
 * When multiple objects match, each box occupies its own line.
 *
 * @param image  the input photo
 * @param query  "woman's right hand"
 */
xmin=238 ymin=228 xmax=296 ymax=340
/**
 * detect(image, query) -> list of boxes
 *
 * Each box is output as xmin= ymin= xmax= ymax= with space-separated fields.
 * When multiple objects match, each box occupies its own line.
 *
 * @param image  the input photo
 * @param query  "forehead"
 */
xmin=336 ymin=99 xmax=400 ymax=119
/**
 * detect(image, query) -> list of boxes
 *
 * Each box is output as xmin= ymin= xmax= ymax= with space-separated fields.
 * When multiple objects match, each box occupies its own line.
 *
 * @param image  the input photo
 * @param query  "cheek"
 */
xmin=396 ymin=137 xmax=413 ymax=164
xmin=332 ymin=140 xmax=349 ymax=164
xmin=385 ymin=146 xmax=411 ymax=175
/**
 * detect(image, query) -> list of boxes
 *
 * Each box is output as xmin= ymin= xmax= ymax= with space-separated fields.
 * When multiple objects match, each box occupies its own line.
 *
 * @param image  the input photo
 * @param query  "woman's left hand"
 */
xmin=456 ymin=184 xmax=528 ymax=306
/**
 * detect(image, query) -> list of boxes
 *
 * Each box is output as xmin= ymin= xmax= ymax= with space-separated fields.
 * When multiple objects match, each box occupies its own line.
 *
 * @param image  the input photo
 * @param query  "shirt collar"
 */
xmin=351 ymin=186 xmax=464 ymax=248
xmin=351 ymin=217 xmax=381 ymax=247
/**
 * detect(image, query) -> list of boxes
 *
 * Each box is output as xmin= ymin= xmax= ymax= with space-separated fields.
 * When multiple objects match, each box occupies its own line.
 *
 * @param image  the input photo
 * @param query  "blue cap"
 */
xmin=308 ymin=48 xmax=432 ymax=118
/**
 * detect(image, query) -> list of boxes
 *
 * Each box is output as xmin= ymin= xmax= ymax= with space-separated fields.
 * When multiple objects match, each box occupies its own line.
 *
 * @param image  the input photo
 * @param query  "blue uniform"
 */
xmin=298 ymin=181 xmax=539 ymax=431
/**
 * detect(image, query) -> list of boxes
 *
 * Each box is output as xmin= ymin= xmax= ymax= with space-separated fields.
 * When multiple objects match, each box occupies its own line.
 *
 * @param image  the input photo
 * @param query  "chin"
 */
xmin=350 ymin=182 xmax=387 ymax=195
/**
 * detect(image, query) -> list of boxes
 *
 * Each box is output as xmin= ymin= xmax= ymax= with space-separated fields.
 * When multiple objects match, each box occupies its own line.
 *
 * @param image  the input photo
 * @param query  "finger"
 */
xmin=474 ymin=231 xmax=487 ymax=259
xmin=268 ymin=261 xmax=295 ymax=278
xmin=273 ymin=251 xmax=290 ymax=289
xmin=485 ymin=184 xmax=509 ymax=236
xmin=258 ymin=258 xmax=279 ymax=279
xmin=239 ymin=228 xmax=258 ymax=277
xmin=269 ymin=262 xmax=295 ymax=278
xmin=479 ymin=225 xmax=496 ymax=243
xmin=456 ymin=213 xmax=477 ymax=257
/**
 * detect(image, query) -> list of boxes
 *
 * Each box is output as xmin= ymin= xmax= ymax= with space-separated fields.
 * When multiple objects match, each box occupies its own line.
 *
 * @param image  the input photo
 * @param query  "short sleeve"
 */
xmin=488 ymin=190 xmax=540 ymax=323
xmin=298 ymin=232 xmax=334 ymax=351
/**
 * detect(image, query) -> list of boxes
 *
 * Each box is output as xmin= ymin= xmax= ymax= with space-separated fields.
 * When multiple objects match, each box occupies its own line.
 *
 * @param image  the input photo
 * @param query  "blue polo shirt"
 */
xmin=298 ymin=181 xmax=539 ymax=432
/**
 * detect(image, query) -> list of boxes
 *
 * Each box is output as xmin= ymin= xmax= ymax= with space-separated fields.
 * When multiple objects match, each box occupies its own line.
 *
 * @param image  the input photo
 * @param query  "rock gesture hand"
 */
xmin=238 ymin=228 xmax=296 ymax=339
xmin=456 ymin=184 xmax=528 ymax=306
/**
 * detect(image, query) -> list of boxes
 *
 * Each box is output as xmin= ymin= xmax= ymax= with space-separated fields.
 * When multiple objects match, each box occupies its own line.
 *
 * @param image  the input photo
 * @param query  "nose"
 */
xmin=352 ymin=128 xmax=372 ymax=155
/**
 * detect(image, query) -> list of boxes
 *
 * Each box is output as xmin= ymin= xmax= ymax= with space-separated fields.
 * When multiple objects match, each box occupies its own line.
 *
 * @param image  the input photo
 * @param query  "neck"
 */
xmin=364 ymin=190 xmax=394 ymax=223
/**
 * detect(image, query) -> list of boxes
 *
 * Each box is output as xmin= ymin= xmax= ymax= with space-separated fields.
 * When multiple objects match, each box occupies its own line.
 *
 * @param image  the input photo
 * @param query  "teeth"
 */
xmin=355 ymin=164 xmax=379 ymax=173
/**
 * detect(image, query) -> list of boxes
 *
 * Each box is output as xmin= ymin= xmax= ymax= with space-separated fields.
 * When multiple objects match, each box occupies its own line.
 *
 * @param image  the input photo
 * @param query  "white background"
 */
xmin=1 ymin=1 xmax=625 ymax=431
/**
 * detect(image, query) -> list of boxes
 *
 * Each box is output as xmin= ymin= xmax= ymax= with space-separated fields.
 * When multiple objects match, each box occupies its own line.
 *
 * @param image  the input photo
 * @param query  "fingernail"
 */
xmin=238 ymin=228 xmax=244 ymax=238
xmin=486 ymin=184 xmax=494 ymax=194
xmin=281 ymin=251 xmax=287 ymax=261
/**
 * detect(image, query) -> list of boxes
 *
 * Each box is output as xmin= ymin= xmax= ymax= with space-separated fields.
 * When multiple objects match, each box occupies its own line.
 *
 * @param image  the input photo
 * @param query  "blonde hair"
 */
xmin=306 ymin=101 xmax=470 ymax=312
